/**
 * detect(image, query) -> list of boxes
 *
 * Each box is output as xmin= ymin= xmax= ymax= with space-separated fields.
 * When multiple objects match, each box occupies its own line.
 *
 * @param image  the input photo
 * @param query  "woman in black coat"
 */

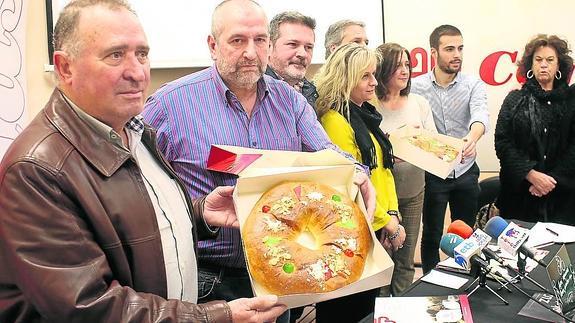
xmin=495 ymin=34 xmax=575 ymax=225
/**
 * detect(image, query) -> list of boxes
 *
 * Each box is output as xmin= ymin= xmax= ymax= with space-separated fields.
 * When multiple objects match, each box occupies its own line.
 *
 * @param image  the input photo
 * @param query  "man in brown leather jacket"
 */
xmin=0 ymin=1 xmax=286 ymax=322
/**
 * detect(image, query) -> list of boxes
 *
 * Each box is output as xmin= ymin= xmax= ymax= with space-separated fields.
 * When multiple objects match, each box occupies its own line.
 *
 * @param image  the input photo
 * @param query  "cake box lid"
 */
xmin=207 ymin=144 xmax=354 ymax=177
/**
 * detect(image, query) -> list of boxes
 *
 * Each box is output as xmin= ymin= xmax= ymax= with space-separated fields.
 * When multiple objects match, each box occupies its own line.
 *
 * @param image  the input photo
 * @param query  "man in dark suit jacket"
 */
xmin=267 ymin=11 xmax=318 ymax=109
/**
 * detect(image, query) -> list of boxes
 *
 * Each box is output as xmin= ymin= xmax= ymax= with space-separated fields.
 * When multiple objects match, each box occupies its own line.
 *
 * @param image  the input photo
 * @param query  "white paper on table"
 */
xmin=421 ymin=269 xmax=469 ymax=289
xmin=525 ymin=222 xmax=575 ymax=248
xmin=545 ymin=222 xmax=575 ymax=244
xmin=524 ymin=222 xmax=556 ymax=248
xmin=437 ymin=258 xmax=469 ymax=274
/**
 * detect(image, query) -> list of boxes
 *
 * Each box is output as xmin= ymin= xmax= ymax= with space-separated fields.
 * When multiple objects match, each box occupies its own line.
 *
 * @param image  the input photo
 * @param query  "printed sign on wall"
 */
xmin=1 ymin=0 xmax=28 ymax=159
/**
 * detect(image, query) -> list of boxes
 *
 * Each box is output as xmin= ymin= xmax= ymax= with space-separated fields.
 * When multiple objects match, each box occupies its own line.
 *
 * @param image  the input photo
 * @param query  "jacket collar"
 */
xmin=265 ymin=66 xmax=280 ymax=79
xmin=265 ymin=66 xmax=308 ymax=91
xmin=44 ymin=89 xmax=135 ymax=177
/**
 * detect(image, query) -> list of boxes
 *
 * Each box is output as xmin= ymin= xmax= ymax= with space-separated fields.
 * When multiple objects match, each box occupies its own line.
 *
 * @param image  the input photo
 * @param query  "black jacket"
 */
xmin=265 ymin=67 xmax=319 ymax=109
xmin=495 ymin=79 xmax=575 ymax=224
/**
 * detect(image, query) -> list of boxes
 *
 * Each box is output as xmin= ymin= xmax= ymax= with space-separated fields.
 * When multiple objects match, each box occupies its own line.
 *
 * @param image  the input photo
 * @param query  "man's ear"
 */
xmin=207 ymin=35 xmax=217 ymax=61
xmin=430 ymin=47 xmax=438 ymax=59
xmin=329 ymin=43 xmax=337 ymax=55
xmin=266 ymin=40 xmax=272 ymax=57
xmin=53 ymin=51 xmax=73 ymax=84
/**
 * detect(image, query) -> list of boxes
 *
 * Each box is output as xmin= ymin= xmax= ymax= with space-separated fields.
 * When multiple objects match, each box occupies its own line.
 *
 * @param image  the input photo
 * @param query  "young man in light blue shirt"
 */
xmin=411 ymin=24 xmax=489 ymax=274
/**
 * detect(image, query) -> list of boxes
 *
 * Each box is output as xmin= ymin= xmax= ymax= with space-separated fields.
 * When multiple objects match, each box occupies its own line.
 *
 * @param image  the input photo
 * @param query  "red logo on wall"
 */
xmin=409 ymin=48 xmax=574 ymax=85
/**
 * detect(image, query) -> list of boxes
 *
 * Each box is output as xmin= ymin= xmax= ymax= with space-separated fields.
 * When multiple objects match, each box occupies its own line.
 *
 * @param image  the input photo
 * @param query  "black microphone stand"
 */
xmin=465 ymin=259 xmax=574 ymax=321
xmin=465 ymin=262 xmax=509 ymax=305
xmin=497 ymin=251 xmax=553 ymax=295
xmin=517 ymin=251 xmax=528 ymax=275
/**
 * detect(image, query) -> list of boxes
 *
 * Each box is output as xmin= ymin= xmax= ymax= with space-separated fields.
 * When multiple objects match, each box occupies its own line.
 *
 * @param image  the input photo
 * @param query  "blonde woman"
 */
xmin=314 ymin=43 xmax=405 ymax=323
xmin=375 ymin=43 xmax=437 ymax=296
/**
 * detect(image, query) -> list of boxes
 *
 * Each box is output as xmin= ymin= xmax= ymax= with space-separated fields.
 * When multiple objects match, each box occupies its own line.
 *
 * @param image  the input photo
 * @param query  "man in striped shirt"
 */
xmin=142 ymin=0 xmax=375 ymax=313
xmin=411 ymin=25 xmax=489 ymax=274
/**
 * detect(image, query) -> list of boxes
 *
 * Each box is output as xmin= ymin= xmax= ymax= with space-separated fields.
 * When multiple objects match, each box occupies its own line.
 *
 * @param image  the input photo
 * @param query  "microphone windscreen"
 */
xmin=447 ymin=220 xmax=473 ymax=239
xmin=484 ymin=216 xmax=509 ymax=239
xmin=439 ymin=233 xmax=464 ymax=258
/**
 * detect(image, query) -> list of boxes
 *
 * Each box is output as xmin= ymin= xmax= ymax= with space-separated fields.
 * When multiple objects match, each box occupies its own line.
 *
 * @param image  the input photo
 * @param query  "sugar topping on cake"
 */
xmin=270 ymin=196 xmax=296 ymax=215
xmin=306 ymin=191 xmax=324 ymax=201
xmin=262 ymin=215 xmax=285 ymax=232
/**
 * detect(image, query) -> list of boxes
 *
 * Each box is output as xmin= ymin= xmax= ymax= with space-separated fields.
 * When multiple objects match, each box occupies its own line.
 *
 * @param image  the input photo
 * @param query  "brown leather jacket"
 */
xmin=0 ymin=90 xmax=232 ymax=322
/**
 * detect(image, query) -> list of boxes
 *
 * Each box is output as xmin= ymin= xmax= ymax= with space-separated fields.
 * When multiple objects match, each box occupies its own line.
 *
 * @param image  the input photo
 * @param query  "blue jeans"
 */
xmin=421 ymin=163 xmax=480 ymax=274
xmin=197 ymin=265 xmax=289 ymax=323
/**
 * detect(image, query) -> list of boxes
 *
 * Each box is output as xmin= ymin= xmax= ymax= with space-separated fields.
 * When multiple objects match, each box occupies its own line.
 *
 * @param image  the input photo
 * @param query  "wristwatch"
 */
xmin=387 ymin=210 xmax=402 ymax=223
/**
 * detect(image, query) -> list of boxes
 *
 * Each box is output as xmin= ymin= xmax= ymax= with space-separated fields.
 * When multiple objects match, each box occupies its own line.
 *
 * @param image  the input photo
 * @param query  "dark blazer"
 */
xmin=265 ymin=66 xmax=319 ymax=109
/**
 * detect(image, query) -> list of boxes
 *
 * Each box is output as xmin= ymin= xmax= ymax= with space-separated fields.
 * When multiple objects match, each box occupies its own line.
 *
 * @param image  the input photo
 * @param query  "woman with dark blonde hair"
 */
xmin=314 ymin=43 xmax=405 ymax=322
xmin=375 ymin=42 xmax=437 ymax=296
xmin=495 ymin=34 xmax=575 ymax=224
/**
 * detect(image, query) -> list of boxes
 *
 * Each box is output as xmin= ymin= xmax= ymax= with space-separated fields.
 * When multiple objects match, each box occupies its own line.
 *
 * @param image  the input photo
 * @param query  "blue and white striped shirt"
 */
xmin=142 ymin=65 xmax=340 ymax=268
xmin=411 ymin=70 xmax=489 ymax=177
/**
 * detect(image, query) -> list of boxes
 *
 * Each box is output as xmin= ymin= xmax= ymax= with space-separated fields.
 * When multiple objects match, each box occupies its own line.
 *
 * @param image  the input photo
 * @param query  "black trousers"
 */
xmin=420 ymin=163 xmax=480 ymax=274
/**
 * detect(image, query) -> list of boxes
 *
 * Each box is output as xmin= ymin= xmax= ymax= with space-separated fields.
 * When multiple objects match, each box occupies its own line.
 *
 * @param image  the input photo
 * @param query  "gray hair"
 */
xmin=53 ymin=0 xmax=135 ymax=58
xmin=269 ymin=11 xmax=316 ymax=44
xmin=211 ymin=0 xmax=263 ymax=40
xmin=324 ymin=19 xmax=365 ymax=59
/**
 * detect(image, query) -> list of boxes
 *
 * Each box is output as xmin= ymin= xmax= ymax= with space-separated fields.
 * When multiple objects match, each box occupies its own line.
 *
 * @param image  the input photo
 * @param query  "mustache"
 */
xmin=288 ymin=58 xmax=307 ymax=67
xmin=238 ymin=58 xmax=262 ymax=67
xmin=117 ymin=84 xmax=145 ymax=93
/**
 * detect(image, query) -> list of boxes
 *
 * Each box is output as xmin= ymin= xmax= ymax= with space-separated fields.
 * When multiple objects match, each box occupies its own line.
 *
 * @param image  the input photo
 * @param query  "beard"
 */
xmin=217 ymin=55 xmax=266 ymax=89
xmin=436 ymin=55 xmax=461 ymax=74
xmin=275 ymin=57 xmax=308 ymax=84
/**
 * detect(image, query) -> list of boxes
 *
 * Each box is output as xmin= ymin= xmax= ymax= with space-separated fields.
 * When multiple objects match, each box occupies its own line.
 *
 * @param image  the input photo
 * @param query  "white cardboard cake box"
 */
xmin=207 ymin=145 xmax=394 ymax=309
xmin=389 ymin=125 xmax=465 ymax=179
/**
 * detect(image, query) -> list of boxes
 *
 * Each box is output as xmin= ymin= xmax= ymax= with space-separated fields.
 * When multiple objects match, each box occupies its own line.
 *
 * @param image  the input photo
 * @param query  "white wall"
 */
xmin=51 ymin=0 xmax=384 ymax=67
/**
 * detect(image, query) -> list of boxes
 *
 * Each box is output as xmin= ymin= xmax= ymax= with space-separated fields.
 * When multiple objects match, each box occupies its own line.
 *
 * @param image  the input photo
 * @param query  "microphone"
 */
xmin=440 ymin=233 xmax=490 ymax=272
xmin=439 ymin=233 xmax=464 ymax=258
xmin=451 ymin=218 xmax=552 ymax=294
xmin=449 ymin=221 xmax=500 ymax=262
xmin=447 ymin=220 xmax=473 ymax=239
xmin=447 ymin=222 xmax=493 ymax=264
xmin=484 ymin=216 xmax=548 ymax=267
xmin=440 ymin=235 xmax=568 ymax=320
xmin=441 ymin=234 xmax=513 ymax=305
